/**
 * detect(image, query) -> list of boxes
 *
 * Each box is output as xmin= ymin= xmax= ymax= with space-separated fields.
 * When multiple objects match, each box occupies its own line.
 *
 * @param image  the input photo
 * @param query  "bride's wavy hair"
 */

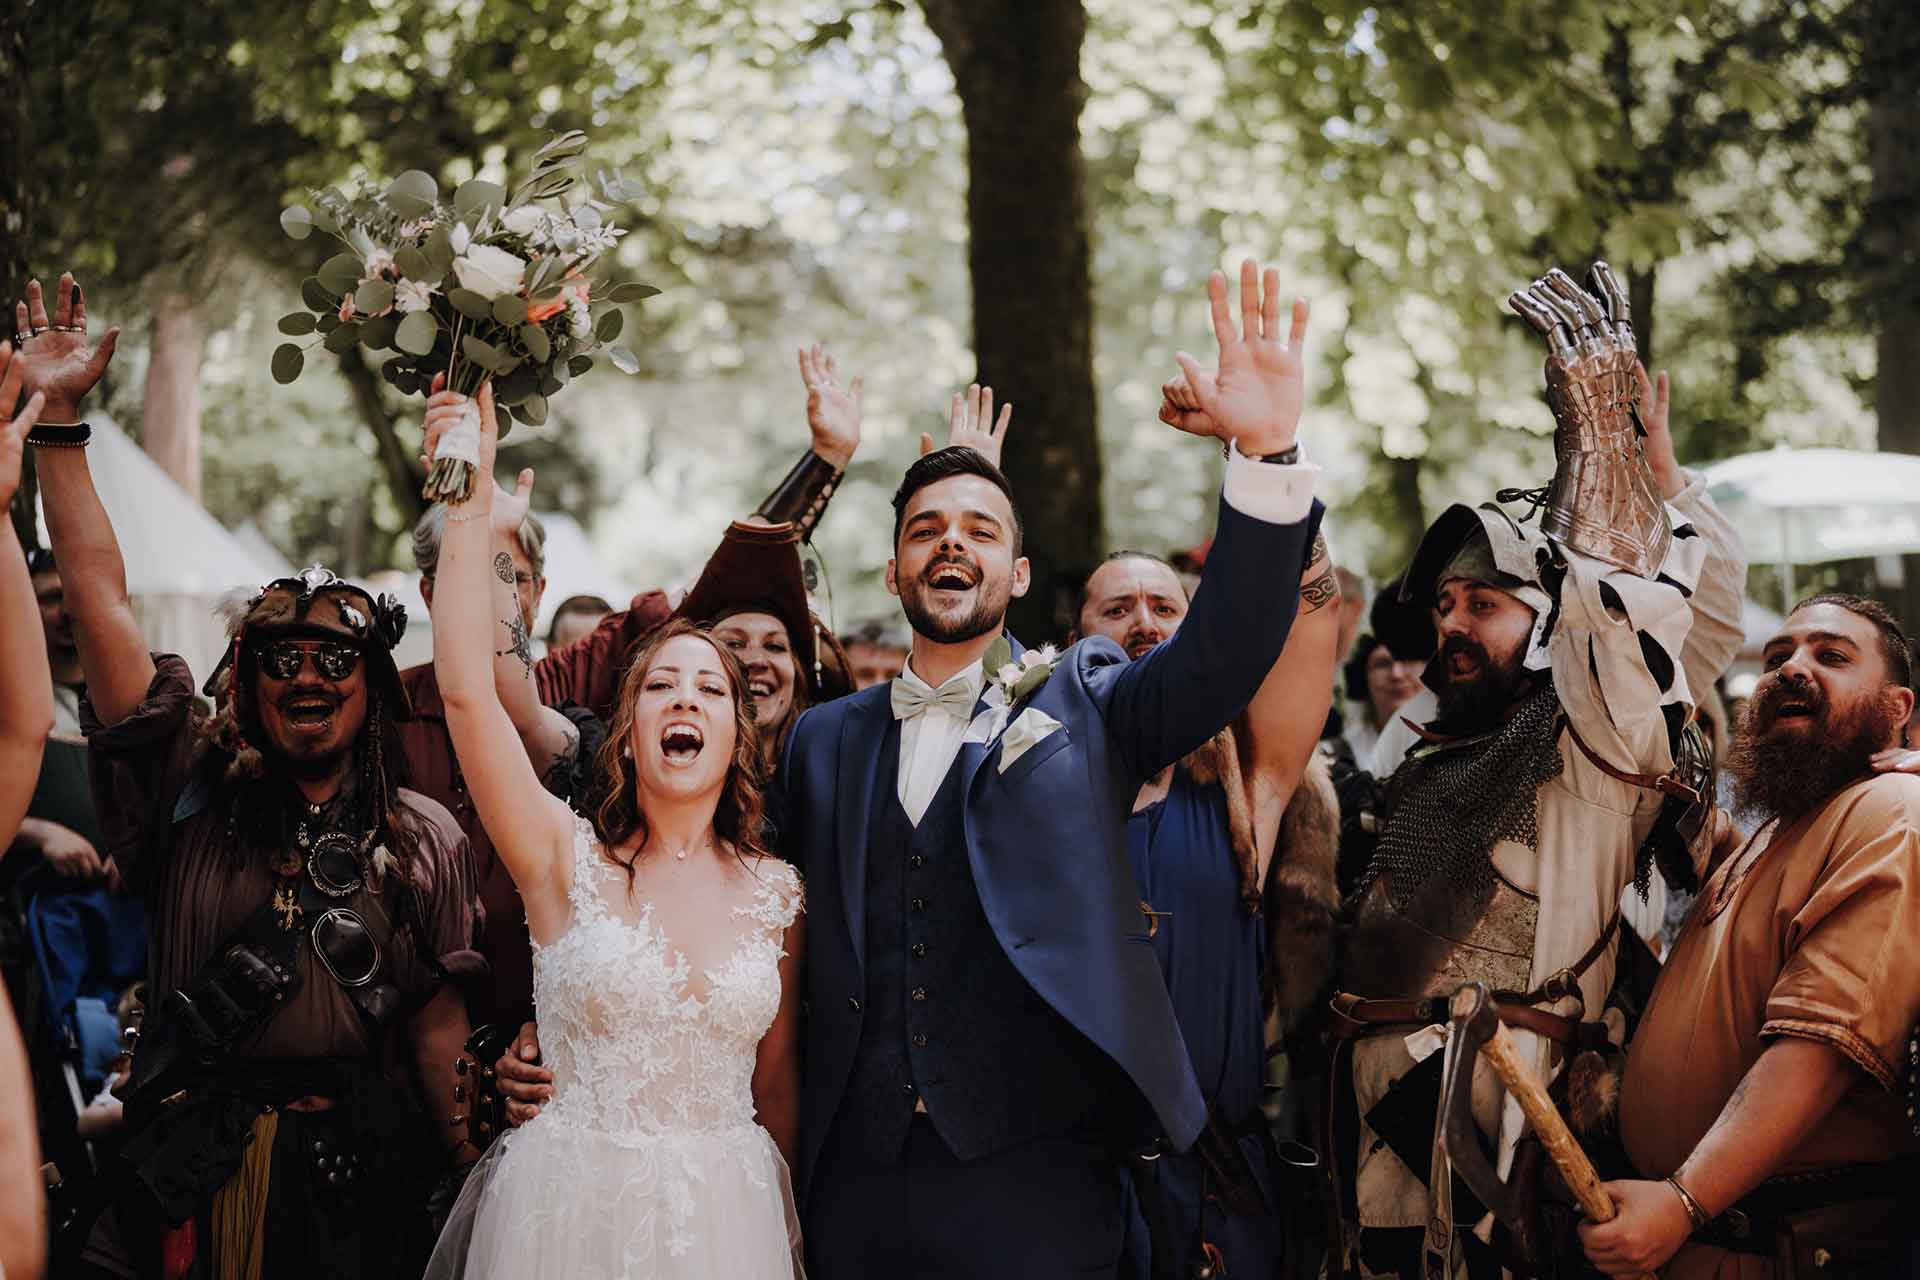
xmin=589 ymin=619 xmax=772 ymax=888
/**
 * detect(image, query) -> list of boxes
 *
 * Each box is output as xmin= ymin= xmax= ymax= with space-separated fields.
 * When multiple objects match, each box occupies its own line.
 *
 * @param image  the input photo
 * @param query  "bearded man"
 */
xmin=18 ymin=274 xmax=477 ymax=1278
xmin=1326 ymin=265 xmax=1748 ymax=1280
xmin=1577 ymin=595 xmax=1920 ymax=1279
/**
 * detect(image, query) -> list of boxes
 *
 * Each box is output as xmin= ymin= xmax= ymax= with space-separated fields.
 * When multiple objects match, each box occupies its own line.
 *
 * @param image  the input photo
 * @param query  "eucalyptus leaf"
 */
xmin=300 ymin=276 xmax=334 ymax=311
xmin=309 ymin=205 xmax=340 ymax=236
xmin=280 ymin=206 xmax=313 ymax=240
xmin=607 ymin=345 xmax=640 ymax=374
xmin=277 ymin=312 xmax=317 ymax=336
xmin=539 ymin=369 xmax=563 ymax=396
xmin=394 ymin=246 xmax=432 ymax=281
xmin=462 ymin=334 xmax=507 ymax=372
xmin=448 ymin=289 xmax=493 ymax=321
xmin=495 ymin=404 xmax=514 ymax=439
xmin=424 ymin=226 xmax=454 ymax=276
xmin=518 ymin=393 xmax=550 ymax=426
xmin=491 ymin=295 xmax=528 ymax=325
xmin=605 ymin=281 xmax=661 ymax=303
xmin=323 ymin=322 xmax=362 ymax=353
xmin=355 ymin=279 xmax=395 ymax=315
xmin=318 ymin=253 xmax=363 ymax=295
xmin=395 ymin=311 xmax=438 ymax=356
xmin=385 ymin=169 xmax=439 ymax=218
xmin=359 ymin=313 xmax=399 ymax=350
xmin=495 ymin=366 xmax=538 ymax=405
xmin=517 ymin=171 xmax=575 ymax=202
xmin=568 ymin=355 xmax=595 ymax=377
xmin=316 ymin=312 xmax=340 ymax=334
xmin=455 ymin=179 xmax=506 ymax=221
xmin=520 ymin=324 xmax=551 ymax=362
xmin=271 ymin=343 xmax=305 ymax=384
xmin=534 ymin=129 xmax=588 ymax=160
xmin=594 ymin=308 xmax=624 ymax=343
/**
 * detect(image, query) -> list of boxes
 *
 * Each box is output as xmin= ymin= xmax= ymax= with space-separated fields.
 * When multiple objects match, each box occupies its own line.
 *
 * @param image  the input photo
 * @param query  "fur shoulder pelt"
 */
xmin=1263 ymin=753 xmax=1340 ymax=1028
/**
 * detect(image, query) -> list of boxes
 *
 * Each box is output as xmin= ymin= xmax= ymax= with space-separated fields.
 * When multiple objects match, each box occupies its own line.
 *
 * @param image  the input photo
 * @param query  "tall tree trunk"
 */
xmin=142 ymin=297 xmax=205 ymax=500
xmin=921 ymin=0 xmax=1099 ymax=643
xmin=1864 ymin=0 xmax=1920 ymax=629
xmin=340 ymin=348 xmax=427 ymax=542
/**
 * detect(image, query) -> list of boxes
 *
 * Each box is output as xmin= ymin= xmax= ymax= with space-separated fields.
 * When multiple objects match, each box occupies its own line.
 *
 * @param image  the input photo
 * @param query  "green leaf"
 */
xmin=448 ymin=288 xmax=493 ymax=321
xmin=516 ymin=170 xmax=575 ymax=202
xmin=593 ymin=307 xmax=624 ymax=343
xmin=518 ymin=393 xmax=550 ymax=426
xmin=454 ymin=179 xmax=506 ymax=221
xmin=300 ymin=276 xmax=335 ymax=311
xmin=520 ymin=324 xmax=551 ymax=362
xmin=534 ymin=129 xmax=589 ymax=160
xmin=354 ymin=279 xmax=395 ymax=315
xmin=277 ymin=312 xmax=317 ymax=336
xmin=605 ymin=281 xmax=661 ymax=303
xmin=395 ymin=311 xmax=438 ymax=356
xmin=424 ymin=225 xmax=455 ymax=277
xmin=385 ymin=169 xmax=439 ymax=218
xmin=394 ymin=246 xmax=432 ymax=281
xmin=568 ymin=354 xmax=595 ymax=377
xmin=606 ymin=345 xmax=639 ymax=374
xmin=495 ymin=404 xmax=514 ymax=440
xmin=983 ymin=633 xmax=1013 ymax=678
xmin=539 ymin=369 xmax=563 ymax=396
xmin=316 ymin=312 xmax=340 ymax=334
xmin=491 ymin=295 xmax=528 ymax=325
xmin=462 ymin=334 xmax=509 ymax=373
xmin=270 ymin=343 xmax=305 ymax=384
xmin=323 ymin=322 xmax=362 ymax=353
xmin=317 ymin=253 xmax=363 ymax=295
xmin=359 ymin=313 xmax=399 ymax=350
xmin=495 ymin=366 xmax=538 ymax=406
xmin=280 ymin=205 xmax=313 ymax=240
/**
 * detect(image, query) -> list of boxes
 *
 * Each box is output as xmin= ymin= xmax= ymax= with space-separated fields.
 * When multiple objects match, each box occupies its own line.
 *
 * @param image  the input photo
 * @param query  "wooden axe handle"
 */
xmin=1477 ymin=1017 xmax=1657 ymax=1280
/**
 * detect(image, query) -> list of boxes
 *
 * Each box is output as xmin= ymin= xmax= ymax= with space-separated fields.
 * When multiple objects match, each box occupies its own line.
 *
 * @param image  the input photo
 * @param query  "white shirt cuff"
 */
xmin=1222 ymin=438 xmax=1320 ymax=524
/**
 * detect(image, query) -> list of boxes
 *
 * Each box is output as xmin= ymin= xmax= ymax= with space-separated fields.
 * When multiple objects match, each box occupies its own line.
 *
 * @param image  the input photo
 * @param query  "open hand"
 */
xmin=0 ymin=345 xmax=47 ymax=508
xmin=1636 ymin=364 xmax=1682 ymax=500
xmin=921 ymin=382 xmax=1012 ymax=469
xmin=495 ymin=1020 xmax=552 ymax=1126
xmin=1170 ymin=259 xmax=1309 ymax=456
xmin=13 ymin=273 xmax=119 ymax=423
xmin=799 ymin=344 xmax=861 ymax=470
xmin=1577 ymin=1179 xmax=1693 ymax=1277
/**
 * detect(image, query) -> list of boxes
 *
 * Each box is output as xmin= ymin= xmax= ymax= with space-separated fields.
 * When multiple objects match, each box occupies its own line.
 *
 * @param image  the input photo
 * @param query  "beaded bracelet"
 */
xmin=27 ymin=421 xmax=91 ymax=448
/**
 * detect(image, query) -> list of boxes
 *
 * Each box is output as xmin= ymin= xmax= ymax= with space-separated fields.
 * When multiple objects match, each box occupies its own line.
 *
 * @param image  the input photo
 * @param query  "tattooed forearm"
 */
xmin=538 ymin=723 xmax=583 ymax=796
xmin=496 ymin=614 xmax=534 ymax=675
xmin=1309 ymin=530 xmax=1329 ymax=566
xmin=493 ymin=552 xmax=516 ymax=586
xmin=1300 ymin=565 xmax=1340 ymax=613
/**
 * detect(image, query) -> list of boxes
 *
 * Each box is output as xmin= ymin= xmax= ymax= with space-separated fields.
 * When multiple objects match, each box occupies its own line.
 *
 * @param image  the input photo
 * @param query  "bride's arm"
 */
xmin=752 ymin=910 xmax=805 ymax=1167
xmin=429 ymin=383 xmax=575 ymax=922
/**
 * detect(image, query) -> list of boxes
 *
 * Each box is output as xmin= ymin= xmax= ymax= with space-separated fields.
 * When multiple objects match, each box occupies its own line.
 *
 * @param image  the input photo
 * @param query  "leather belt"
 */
xmin=1327 ymin=992 xmax=1583 ymax=1048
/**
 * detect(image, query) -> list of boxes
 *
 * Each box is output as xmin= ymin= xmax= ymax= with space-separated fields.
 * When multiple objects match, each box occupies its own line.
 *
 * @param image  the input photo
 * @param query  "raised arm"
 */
xmin=426 ymin=384 xmax=575 ymax=924
xmin=749 ymin=343 xmax=861 ymax=535
xmin=1098 ymin=260 xmax=1322 ymax=780
xmin=0 ymin=357 xmax=52 ymax=845
xmin=15 ymin=274 xmax=150 ymax=727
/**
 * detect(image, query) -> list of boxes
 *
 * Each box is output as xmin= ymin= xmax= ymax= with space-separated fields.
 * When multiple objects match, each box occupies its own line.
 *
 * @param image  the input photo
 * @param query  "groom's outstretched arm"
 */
xmin=1096 ymin=260 xmax=1324 ymax=780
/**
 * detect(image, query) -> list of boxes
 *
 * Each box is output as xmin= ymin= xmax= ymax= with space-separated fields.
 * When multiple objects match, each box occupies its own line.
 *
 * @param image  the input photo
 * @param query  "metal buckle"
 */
xmin=307 ymin=832 xmax=364 ymax=899
xmin=310 ymin=909 xmax=381 ymax=988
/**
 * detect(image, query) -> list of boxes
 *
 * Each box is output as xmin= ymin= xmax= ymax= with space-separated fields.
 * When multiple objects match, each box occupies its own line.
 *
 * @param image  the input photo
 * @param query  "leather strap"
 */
xmin=752 ymin=448 xmax=844 ymax=540
xmin=1491 ymin=912 xmax=1620 ymax=1014
xmin=1563 ymin=716 xmax=1702 ymax=806
xmin=1327 ymin=992 xmax=1585 ymax=1048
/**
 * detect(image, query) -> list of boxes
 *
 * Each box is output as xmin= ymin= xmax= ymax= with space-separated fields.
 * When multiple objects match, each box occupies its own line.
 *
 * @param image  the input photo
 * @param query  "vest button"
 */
xmin=911 ymin=943 xmax=927 ymax=958
xmin=911 ymin=898 xmax=928 ymax=911
xmin=909 ymin=855 xmax=925 ymax=869
xmin=912 ymin=1033 xmax=928 ymax=1048
xmin=847 ymin=997 xmax=861 ymax=1013
xmin=911 ymin=987 xmax=927 ymax=1002
xmin=902 ymin=1083 xmax=916 ymax=1095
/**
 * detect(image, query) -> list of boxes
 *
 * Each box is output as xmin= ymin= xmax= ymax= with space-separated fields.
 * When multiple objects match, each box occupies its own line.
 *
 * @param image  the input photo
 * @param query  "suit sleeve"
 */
xmin=1095 ymin=452 xmax=1321 ymax=780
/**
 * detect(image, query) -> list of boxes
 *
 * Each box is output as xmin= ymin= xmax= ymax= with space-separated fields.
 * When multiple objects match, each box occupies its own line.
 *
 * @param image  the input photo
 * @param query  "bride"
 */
xmin=422 ymin=382 xmax=806 ymax=1278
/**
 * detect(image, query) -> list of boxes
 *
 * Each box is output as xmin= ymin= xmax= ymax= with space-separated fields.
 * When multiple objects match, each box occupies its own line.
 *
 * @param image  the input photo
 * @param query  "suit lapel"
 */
xmin=835 ymin=693 xmax=890 ymax=973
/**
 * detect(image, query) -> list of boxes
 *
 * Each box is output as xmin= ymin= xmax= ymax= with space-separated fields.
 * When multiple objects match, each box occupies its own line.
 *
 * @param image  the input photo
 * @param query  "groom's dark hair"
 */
xmin=890 ymin=447 xmax=1023 ymax=553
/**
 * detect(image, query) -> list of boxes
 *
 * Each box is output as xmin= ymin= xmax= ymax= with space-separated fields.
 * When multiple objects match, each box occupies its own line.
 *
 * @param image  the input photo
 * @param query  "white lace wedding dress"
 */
xmin=426 ymin=815 xmax=806 ymax=1279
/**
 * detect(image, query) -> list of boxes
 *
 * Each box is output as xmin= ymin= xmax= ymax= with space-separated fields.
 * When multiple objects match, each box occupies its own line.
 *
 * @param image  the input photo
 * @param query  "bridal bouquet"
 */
xmin=272 ymin=131 xmax=657 ymax=502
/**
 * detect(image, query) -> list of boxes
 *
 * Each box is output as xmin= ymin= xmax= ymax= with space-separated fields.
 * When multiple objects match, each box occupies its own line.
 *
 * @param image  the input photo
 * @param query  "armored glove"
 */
xmin=1509 ymin=263 xmax=1671 ymax=577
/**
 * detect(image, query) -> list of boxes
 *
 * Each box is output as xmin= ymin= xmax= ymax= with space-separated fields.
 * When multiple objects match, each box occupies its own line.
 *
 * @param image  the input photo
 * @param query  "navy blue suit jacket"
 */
xmin=776 ymin=495 xmax=1323 ymax=1199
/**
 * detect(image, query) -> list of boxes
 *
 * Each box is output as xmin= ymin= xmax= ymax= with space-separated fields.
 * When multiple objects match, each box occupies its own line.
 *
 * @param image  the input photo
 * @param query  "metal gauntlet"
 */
xmin=1509 ymin=262 xmax=1671 ymax=577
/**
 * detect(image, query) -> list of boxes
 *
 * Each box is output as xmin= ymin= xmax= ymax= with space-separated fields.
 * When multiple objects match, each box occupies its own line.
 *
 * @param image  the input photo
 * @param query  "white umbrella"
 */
xmin=1703 ymin=446 xmax=1920 ymax=607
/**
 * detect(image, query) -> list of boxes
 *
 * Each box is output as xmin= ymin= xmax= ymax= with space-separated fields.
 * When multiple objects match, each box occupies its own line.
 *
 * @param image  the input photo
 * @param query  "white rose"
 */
xmin=452 ymin=244 xmax=527 ymax=299
xmin=500 ymin=206 xmax=546 ymax=238
xmin=393 ymin=279 xmax=434 ymax=314
xmin=569 ymin=297 xmax=591 ymax=339
xmin=362 ymin=247 xmax=395 ymax=279
xmin=996 ymin=663 xmax=1023 ymax=688
xmin=449 ymin=222 xmax=472 ymax=255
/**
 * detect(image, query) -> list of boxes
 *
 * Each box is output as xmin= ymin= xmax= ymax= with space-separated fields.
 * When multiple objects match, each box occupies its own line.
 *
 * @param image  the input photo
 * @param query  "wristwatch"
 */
xmin=1223 ymin=440 xmax=1301 ymax=466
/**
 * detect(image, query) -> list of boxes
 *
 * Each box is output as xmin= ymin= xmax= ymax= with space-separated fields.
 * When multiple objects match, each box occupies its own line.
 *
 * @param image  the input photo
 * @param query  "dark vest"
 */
xmin=834 ymin=717 xmax=1124 ymax=1164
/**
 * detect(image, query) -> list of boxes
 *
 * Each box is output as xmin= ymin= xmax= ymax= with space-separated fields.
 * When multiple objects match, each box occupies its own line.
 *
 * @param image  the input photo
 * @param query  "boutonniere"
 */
xmin=985 ymin=636 xmax=1059 ymax=707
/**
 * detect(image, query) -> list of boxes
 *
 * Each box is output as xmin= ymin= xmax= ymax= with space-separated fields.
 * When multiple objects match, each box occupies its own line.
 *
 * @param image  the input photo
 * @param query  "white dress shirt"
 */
xmin=894 ymin=659 xmax=985 ymax=825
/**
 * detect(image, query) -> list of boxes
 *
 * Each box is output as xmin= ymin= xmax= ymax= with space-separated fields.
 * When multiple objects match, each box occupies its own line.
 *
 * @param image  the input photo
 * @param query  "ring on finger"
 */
xmin=13 ymin=332 xmax=30 ymax=345
xmin=53 ymin=324 xmax=84 ymax=334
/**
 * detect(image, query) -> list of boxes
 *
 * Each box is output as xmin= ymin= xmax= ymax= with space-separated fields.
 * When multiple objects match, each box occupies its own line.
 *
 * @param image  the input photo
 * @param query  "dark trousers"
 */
xmin=807 ymin=1113 xmax=1127 ymax=1278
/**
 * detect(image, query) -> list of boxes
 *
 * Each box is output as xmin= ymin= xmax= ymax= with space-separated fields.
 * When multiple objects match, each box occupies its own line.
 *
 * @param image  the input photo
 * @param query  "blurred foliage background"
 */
xmin=3 ymin=0 xmax=1917 ymax=638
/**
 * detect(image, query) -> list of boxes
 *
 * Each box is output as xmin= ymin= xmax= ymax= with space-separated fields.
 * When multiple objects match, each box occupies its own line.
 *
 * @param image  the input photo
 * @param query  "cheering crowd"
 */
xmin=1 ymin=259 xmax=1917 ymax=1280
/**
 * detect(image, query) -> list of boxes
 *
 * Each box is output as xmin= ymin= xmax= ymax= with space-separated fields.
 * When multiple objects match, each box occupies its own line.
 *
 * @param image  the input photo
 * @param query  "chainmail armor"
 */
xmin=1357 ymin=682 xmax=1566 ymax=911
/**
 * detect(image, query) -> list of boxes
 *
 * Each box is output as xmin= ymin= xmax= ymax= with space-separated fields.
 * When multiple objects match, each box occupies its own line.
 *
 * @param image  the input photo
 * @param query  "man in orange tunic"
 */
xmin=1583 ymin=594 xmax=1920 ymax=1278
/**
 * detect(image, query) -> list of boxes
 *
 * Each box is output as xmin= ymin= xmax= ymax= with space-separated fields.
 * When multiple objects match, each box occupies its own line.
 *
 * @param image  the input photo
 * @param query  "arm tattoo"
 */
xmin=1309 ymin=530 xmax=1329 ymax=565
xmin=1300 ymin=565 xmax=1340 ymax=613
xmin=538 ymin=723 xmax=583 ymax=795
xmin=493 ymin=552 xmax=515 ymax=586
xmin=496 ymin=614 xmax=534 ymax=675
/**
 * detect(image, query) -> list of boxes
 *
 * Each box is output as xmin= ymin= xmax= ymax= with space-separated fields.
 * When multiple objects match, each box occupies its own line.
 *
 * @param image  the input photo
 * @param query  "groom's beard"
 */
xmin=898 ymin=555 xmax=1011 ymax=645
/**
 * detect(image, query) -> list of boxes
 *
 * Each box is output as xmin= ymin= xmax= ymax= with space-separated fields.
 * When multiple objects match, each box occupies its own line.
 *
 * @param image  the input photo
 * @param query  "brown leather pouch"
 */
xmin=1776 ymin=1193 xmax=1914 ymax=1278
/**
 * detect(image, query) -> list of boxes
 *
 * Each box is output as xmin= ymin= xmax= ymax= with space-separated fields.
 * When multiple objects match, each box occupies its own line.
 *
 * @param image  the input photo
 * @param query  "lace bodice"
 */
xmin=532 ymin=816 xmax=803 ymax=1138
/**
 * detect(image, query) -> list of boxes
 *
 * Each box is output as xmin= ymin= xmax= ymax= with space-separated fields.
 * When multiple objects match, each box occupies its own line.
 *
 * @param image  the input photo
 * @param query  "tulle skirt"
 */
xmin=425 ymin=1116 xmax=805 ymax=1279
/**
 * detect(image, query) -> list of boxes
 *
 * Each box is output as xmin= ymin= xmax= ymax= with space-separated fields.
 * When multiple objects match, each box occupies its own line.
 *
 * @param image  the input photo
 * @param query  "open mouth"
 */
xmin=1771 ymin=697 xmax=1818 ymax=726
xmin=746 ymin=672 xmax=777 ymax=700
xmin=1447 ymin=653 xmax=1481 ymax=679
xmin=925 ymin=561 xmax=978 ymax=594
xmin=660 ymin=723 xmax=705 ymax=765
xmin=283 ymin=697 xmax=338 ymax=732
xmin=1124 ymin=637 xmax=1158 ymax=660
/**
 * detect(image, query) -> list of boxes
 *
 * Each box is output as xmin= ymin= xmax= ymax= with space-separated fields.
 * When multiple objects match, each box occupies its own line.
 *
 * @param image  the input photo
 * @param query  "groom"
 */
xmin=781 ymin=260 xmax=1325 ymax=1277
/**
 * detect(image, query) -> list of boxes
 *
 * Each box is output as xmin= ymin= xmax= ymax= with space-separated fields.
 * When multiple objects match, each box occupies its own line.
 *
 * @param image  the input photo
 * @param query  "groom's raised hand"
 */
xmin=1167 ymin=258 xmax=1308 ymax=458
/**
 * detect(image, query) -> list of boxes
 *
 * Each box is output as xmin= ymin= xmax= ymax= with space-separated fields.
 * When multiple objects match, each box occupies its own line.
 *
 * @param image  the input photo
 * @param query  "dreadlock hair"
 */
xmin=587 ymin=619 xmax=774 ymax=892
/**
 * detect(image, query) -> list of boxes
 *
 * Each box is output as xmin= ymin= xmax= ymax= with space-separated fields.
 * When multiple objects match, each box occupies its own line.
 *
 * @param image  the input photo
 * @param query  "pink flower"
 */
xmin=338 ymin=297 xmax=355 ymax=324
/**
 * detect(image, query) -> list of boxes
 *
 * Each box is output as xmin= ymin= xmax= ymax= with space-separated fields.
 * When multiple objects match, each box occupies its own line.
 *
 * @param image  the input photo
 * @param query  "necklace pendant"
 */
xmin=675 ymin=848 xmax=688 ymax=861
